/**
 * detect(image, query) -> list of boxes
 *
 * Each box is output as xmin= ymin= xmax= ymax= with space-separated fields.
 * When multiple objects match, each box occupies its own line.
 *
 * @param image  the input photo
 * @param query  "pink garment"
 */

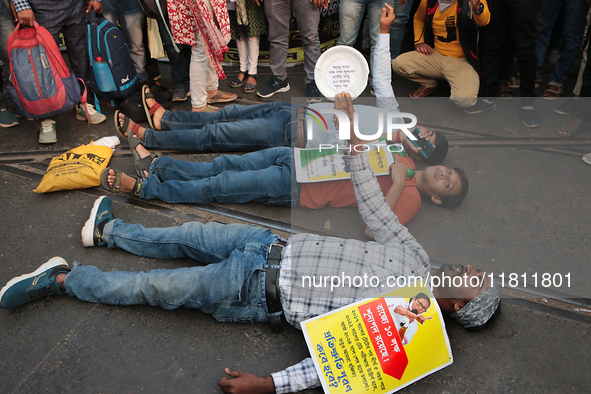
xmin=168 ymin=0 xmax=230 ymax=79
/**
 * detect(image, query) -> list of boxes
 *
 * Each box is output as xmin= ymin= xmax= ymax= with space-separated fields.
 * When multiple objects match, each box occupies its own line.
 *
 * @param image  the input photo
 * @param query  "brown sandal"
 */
xmin=142 ymin=85 xmax=163 ymax=129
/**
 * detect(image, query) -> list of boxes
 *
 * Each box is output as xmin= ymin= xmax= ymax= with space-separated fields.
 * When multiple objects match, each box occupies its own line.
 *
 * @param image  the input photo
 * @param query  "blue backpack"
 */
xmin=87 ymin=9 xmax=139 ymax=98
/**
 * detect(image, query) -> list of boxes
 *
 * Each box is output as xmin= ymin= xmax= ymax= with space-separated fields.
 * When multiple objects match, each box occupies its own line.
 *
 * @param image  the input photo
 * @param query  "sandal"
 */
xmin=192 ymin=105 xmax=219 ymax=113
xmin=206 ymin=90 xmax=237 ymax=104
xmin=100 ymin=167 xmax=143 ymax=197
xmin=243 ymin=74 xmax=257 ymax=93
xmin=543 ymin=82 xmax=563 ymax=100
xmin=142 ymin=85 xmax=163 ymax=129
xmin=128 ymin=135 xmax=157 ymax=178
xmin=230 ymin=71 xmax=247 ymax=88
xmin=507 ymin=76 xmax=520 ymax=88
xmin=556 ymin=119 xmax=586 ymax=138
xmin=409 ymin=85 xmax=438 ymax=99
xmin=507 ymin=76 xmax=541 ymax=89
xmin=114 ymin=110 xmax=140 ymax=140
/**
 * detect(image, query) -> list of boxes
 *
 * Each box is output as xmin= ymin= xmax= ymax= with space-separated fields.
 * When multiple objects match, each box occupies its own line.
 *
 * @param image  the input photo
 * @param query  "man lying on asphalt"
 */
xmin=103 ymin=94 xmax=467 ymax=228
xmin=1 ymin=49 xmax=498 ymax=394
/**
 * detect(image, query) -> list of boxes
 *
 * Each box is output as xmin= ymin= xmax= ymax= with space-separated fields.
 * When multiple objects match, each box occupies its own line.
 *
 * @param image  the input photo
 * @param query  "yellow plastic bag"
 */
xmin=34 ymin=142 xmax=113 ymax=193
xmin=148 ymin=18 xmax=166 ymax=59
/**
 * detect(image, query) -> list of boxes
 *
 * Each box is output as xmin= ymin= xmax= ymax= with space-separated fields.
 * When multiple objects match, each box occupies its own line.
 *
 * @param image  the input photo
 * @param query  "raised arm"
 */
xmin=337 ymin=93 xmax=417 ymax=245
xmin=373 ymin=4 xmax=399 ymax=112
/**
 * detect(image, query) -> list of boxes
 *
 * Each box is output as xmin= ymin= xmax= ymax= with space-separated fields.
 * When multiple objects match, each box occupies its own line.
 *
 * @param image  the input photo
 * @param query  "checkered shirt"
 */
xmin=271 ymin=152 xmax=431 ymax=393
xmin=12 ymin=0 xmax=101 ymax=13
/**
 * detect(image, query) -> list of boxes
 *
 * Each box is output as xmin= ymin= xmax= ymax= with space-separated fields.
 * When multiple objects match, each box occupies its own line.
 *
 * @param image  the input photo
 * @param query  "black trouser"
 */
xmin=28 ymin=0 xmax=88 ymax=82
xmin=479 ymin=0 xmax=540 ymax=105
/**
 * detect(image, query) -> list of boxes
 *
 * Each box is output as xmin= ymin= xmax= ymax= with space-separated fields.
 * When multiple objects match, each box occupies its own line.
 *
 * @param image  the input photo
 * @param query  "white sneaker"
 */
xmin=39 ymin=119 xmax=57 ymax=144
xmin=582 ymin=152 xmax=591 ymax=166
xmin=76 ymin=103 xmax=107 ymax=125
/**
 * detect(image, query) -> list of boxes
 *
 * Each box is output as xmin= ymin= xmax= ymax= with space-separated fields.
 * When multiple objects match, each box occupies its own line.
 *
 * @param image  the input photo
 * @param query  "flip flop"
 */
xmin=206 ymin=90 xmax=237 ymax=104
xmin=128 ymin=135 xmax=157 ymax=178
xmin=557 ymin=119 xmax=586 ymax=138
xmin=142 ymin=85 xmax=163 ymax=129
xmin=114 ymin=110 xmax=140 ymax=140
xmin=100 ymin=168 xmax=143 ymax=196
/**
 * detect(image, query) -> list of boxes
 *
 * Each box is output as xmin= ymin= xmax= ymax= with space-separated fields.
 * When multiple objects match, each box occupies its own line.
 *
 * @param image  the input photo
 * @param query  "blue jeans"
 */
xmin=338 ymin=0 xmax=395 ymax=63
xmin=389 ymin=0 xmax=416 ymax=59
xmin=141 ymin=147 xmax=293 ymax=206
xmin=535 ymin=0 xmax=590 ymax=83
xmin=143 ymin=102 xmax=296 ymax=152
xmin=102 ymin=0 xmax=148 ymax=82
xmin=65 ymin=221 xmax=282 ymax=322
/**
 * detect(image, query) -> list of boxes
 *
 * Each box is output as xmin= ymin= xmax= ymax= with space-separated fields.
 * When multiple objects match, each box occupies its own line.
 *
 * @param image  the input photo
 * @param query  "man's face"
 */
xmin=434 ymin=264 xmax=490 ymax=301
xmin=421 ymin=166 xmax=462 ymax=204
xmin=411 ymin=297 xmax=430 ymax=314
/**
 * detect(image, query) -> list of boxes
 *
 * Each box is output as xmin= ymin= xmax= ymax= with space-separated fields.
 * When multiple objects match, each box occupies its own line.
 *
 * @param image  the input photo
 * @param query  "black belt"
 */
xmin=266 ymin=240 xmax=286 ymax=331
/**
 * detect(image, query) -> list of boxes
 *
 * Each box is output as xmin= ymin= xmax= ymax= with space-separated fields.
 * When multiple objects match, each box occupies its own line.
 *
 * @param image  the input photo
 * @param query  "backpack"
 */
xmin=7 ymin=22 xmax=82 ymax=119
xmin=87 ymin=9 xmax=139 ymax=99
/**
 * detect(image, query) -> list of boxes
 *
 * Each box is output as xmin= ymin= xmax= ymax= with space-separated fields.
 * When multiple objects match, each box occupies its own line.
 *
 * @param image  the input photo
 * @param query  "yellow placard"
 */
xmin=301 ymin=284 xmax=452 ymax=394
xmin=294 ymin=146 xmax=393 ymax=183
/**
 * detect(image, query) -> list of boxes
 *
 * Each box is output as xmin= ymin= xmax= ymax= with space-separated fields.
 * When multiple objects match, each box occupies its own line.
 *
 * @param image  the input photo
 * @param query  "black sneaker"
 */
xmin=0 ymin=257 xmax=69 ymax=309
xmin=464 ymin=99 xmax=496 ymax=114
xmin=521 ymin=107 xmax=539 ymax=128
xmin=306 ymin=81 xmax=322 ymax=103
xmin=257 ymin=76 xmax=290 ymax=98
xmin=81 ymin=196 xmax=115 ymax=247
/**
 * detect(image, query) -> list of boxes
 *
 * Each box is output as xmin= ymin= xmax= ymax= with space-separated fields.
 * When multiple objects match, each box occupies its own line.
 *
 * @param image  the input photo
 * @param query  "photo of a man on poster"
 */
xmin=386 ymin=293 xmax=433 ymax=345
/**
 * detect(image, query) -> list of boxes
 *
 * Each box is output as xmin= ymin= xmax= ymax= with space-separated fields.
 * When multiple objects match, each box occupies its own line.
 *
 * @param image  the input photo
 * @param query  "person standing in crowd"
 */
xmin=168 ymin=0 xmax=237 ymax=112
xmin=478 ymin=0 xmax=541 ymax=128
xmin=0 ymin=0 xmax=19 ymax=128
xmin=227 ymin=0 xmax=268 ymax=93
xmin=101 ymin=0 xmax=149 ymax=84
xmin=338 ymin=0 xmax=395 ymax=70
xmin=392 ymin=0 xmax=490 ymax=110
xmin=535 ymin=0 xmax=590 ymax=99
xmin=257 ymin=0 xmax=326 ymax=103
xmin=9 ymin=0 xmax=107 ymax=143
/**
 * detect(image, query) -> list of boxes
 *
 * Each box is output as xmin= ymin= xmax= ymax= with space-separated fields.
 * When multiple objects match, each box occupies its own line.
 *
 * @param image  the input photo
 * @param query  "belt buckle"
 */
xmin=268 ymin=243 xmax=284 ymax=261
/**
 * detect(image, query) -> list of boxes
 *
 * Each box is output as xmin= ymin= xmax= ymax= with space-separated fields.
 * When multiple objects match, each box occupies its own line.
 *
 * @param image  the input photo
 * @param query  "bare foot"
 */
xmin=409 ymin=85 xmax=438 ymax=99
xmin=119 ymin=112 xmax=146 ymax=140
xmin=144 ymin=86 xmax=165 ymax=130
xmin=107 ymin=168 xmax=138 ymax=193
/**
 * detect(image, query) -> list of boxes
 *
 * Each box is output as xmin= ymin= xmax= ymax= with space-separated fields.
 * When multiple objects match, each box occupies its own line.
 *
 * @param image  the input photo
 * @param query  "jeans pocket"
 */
xmin=212 ymin=266 xmax=267 ymax=323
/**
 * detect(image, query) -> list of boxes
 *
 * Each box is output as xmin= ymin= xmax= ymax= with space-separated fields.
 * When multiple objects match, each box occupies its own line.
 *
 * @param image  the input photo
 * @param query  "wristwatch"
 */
xmin=474 ymin=3 xmax=484 ymax=15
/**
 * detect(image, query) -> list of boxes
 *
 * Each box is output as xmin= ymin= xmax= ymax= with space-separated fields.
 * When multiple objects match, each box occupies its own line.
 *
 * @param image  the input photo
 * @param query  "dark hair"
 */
xmin=414 ymin=292 xmax=431 ymax=308
xmin=439 ymin=167 xmax=469 ymax=209
xmin=465 ymin=303 xmax=501 ymax=331
xmin=421 ymin=132 xmax=449 ymax=165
